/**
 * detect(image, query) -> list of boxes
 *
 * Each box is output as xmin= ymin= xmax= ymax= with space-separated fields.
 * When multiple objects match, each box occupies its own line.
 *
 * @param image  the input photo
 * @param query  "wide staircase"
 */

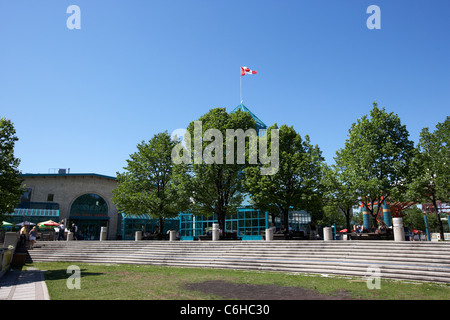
xmin=27 ymin=240 xmax=450 ymax=283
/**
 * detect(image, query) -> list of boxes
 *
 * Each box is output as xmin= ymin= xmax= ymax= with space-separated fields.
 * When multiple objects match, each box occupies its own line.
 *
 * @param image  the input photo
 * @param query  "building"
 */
xmin=13 ymin=172 xmax=119 ymax=240
xmin=9 ymin=104 xmax=312 ymax=240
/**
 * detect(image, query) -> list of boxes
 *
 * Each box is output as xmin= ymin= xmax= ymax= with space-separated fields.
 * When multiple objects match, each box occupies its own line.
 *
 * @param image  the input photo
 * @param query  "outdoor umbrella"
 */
xmin=1 ymin=221 xmax=13 ymax=229
xmin=15 ymin=221 xmax=36 ymax=227
xmin=38 ymin=220 xmax=60 ymax=227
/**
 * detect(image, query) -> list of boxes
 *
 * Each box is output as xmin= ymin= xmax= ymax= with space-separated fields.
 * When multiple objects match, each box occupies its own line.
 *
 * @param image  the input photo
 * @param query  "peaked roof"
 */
xmin=231 ymin=104 xmax=267 ymax=130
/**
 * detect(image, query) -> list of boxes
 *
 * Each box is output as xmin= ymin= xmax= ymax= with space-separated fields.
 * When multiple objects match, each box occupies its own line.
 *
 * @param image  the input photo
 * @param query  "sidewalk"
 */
xmin=0 ymin=267 xmax=50 ymax=300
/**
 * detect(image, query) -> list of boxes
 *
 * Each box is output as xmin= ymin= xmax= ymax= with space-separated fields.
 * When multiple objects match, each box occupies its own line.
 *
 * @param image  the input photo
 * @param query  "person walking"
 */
xmin=70 ymin=223 xmax=78 ymax=240
xmin=29 ymin=226 xmax=38 ymax=249
xmin=58 ymin=221 xmax=66 ymax=241
xmin=19 ymin=226 xmax=27 ymax=246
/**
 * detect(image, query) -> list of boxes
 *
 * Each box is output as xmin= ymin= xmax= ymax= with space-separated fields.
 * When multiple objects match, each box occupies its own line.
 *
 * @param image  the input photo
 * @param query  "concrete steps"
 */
xmin=27 ymin=240 xmax=450 ymax=283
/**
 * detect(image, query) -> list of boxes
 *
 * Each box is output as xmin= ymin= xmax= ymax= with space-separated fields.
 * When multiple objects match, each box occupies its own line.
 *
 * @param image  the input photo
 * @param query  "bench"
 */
xmin=198 ymin=232 xmax=241 ymax=241
xmin=145 ymin=233 xmax=170 ymax=241
xmin=221 ymin=232 xmax=241 ymax=240
xmin=349 ymin=232 xmax=394 ymax=241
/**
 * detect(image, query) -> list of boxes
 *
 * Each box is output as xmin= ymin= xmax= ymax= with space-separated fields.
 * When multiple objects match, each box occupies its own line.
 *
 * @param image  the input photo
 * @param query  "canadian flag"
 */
xmin=241 ymin=66 xmax=257 ymax=76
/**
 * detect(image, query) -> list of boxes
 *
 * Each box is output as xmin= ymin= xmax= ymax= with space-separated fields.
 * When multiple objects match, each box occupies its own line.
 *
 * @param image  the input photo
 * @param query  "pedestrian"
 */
xmin=29 ymin=226 xmax=38 ymax=249
xmin=58 ymin=221 xmax=66 ymax=240
xmin=70 ymin=223 xmax=78 ymax=240
xmin=19 ymin=226 xmax=27 ymax=246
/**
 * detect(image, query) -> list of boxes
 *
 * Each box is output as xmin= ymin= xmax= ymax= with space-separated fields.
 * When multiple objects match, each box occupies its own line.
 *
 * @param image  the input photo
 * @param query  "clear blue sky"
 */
xmin=1 ymin=0 xmax=449 ymax=177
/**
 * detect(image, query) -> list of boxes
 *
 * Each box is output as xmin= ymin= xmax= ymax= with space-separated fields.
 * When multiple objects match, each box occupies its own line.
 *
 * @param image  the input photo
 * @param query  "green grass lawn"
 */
xmin=27 ymin=262 xmax=450 ymax=300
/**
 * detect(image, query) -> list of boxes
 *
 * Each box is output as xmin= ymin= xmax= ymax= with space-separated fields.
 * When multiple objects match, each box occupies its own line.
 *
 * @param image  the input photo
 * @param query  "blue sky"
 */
xmin=1 ymin=0 xmax=449 ymax=177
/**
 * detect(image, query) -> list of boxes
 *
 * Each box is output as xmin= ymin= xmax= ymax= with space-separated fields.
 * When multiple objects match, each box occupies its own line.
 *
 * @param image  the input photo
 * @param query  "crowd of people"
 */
xmin=354 ymin=220 xmax=389 ymax=234
xmin=17 ymin=221 xmax=79 ymax=249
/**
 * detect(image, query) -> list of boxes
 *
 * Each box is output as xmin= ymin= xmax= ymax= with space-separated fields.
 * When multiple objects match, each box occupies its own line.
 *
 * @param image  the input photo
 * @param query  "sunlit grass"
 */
xmin=27 ymin=262 xmax=450 ymax=300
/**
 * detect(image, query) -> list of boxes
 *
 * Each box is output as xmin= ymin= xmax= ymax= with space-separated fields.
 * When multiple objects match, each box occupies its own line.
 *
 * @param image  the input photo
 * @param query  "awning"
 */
xmin=12 ymin=208 xmax=60 ymax=218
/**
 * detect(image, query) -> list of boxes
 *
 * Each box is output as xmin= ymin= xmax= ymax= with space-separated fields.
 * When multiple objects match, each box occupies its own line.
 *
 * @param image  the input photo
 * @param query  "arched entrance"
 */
xmin=69 ymin=193 xmax=110 ymax=240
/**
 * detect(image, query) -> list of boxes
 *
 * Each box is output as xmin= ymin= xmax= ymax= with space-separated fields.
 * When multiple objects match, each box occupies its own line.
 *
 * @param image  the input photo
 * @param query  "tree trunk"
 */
xmin=282 ymin=209 xmax=289 ymax=234
xmin=345 ymin=209 xmax=352 ymax=232
xmin=159 ymin=217 xmax=165 ymax=236
xmin=431 ymin=198 xmax=445 ymax=240
xmin=218 ymin=212 xmax=226 ymax=237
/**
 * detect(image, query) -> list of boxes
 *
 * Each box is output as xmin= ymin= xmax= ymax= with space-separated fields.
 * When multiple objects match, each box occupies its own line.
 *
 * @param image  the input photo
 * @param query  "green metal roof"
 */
xmin=21 ymin=173 xmax=116 ymax=180
xmin=231 ymin=104 xmax=267 ymax=130
xmin=12 ymin=208 xmax=59 ymax=217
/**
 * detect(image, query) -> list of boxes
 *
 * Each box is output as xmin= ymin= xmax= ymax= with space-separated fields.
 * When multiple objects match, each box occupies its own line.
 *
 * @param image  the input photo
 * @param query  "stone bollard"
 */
xmin=135 ymin=230 xmax=142 ymax=241
xmin=393 ymin=217 xmax=405 ymax=241
xmin=67 ymin=232 xmax=74 ymax=241
xmin=212 ymin=223 xmax=220 ymax=241
xmin=100 ymin=227 xmax=107 ymax=241
xmin=265 ymin=228 xmax=273 ymax=241
xmin=169 ymin=230 xmax=177 ymax=241
xmin=323 ymin=227 xmax=333 ymax=241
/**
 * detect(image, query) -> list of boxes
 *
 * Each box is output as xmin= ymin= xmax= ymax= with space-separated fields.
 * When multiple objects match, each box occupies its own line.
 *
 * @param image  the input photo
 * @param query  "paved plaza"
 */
xmin=0 ymin=267 xmax=50 ymax=300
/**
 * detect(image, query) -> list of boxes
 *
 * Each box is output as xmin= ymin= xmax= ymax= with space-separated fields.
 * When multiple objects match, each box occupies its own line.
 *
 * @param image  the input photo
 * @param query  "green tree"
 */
xmin=317 ymin=204 xmax=347 ymax=229
xmin=408 ymin=116 xmax=450 ymax=240
xmin=321 ymin=164 xmax=359 ymax=231
xmin=0 ymin=118 xmax=23 ymax=224
xmin=112 ymin=132 xmax=189 ymax=234
xmin=244 ymin=124 xmax=325 ymax=232
xmin=402 ymin=206 xmax=442 ymax=234
xmin=335 ymin=103 xmax=415 ymax=227
xmin=174 ymin=108 xmax=257 ymax=232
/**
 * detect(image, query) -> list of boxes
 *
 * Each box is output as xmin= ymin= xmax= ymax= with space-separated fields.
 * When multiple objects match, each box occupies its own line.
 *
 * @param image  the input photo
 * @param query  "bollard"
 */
xmin=135 ymin=230 xmax=142 ymax=241
xmin=393 ymin=218 xmax=405 ymax=241
xmin=323 ymin=227 xmax=333 ymax=241
xmin=212 ymin=223 xmax=220 ymax=241
xmin=169 ymin=230 xmax=177 ymax=241
xmin=67 ymin=232 xmax=74 ymax=241
xmin=265 ymin=228 xmax=274 ymax=241
xmin=100 ymin=227 xmax=107 ymax=241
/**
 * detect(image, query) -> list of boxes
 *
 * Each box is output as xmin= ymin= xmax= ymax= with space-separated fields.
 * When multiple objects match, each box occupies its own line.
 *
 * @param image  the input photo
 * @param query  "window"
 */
xmin=20 ymin=188 xmax=32 ymax=202
xmin=47 ymin=194 xmax=54 ymax=202
xmin=70 ymin=193 xmax=108 ymax=218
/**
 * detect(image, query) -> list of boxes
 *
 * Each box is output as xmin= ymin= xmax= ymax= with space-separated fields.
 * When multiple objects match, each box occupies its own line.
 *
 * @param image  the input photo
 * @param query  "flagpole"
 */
xmin=240 ymin=75 xmax=243 ymax=104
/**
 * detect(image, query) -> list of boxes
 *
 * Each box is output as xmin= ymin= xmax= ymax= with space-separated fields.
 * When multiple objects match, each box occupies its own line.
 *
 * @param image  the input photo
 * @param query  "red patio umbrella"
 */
xmin=38 ymin=220 xmax=60 ymax=227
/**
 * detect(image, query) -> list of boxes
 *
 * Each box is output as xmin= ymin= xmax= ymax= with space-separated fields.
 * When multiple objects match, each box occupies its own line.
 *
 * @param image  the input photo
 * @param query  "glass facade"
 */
xmin=121 ymin=208 xmax=311 ymax=241
xmin=121 ymin=214 xmax=179 ymax=240
xmin=269 ymin=210 xmax=312 ymax=232
xmin=226 ymin=208 xmax=268 ymax=240
xmin=69 ymin=193 xmax=109 ymax=240
xmin=70 ymin=193 xmax=108 ymax=218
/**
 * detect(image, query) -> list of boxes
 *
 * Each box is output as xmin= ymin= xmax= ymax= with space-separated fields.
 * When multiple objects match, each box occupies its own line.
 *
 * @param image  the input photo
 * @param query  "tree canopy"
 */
xmin=112 ymin=131 xmax=189 ymax=233
xmin=173 ymin=108 xmax=257 ymax=232
xmin=407 ymin=116 xmax=450 ymax=239
xmin=334 ymin=103 xmax=415 ymax=227
xmin=244 ymin=124 xmax=325 ymax=231
xmin=0 ymin=117 xmax=23 ymax=224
